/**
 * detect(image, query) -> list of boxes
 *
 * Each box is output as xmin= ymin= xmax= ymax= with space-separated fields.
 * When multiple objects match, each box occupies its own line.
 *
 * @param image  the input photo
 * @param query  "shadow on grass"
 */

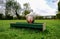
xmin=10 ymin=26 xmax=50 ymax=34
xmin=43 ymin=29 xmax=50 ymax=34
xmin=10 ymin=27 xmax=41 ymax=33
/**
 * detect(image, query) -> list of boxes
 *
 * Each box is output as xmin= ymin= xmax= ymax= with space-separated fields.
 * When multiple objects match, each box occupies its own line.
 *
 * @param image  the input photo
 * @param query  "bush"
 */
xmin=0 ymin=14 xmax=3 ymax=20
xmin=13 ymin=16 xmax=26 ymax=20
xmin=19 ymin=16 xmax=26 ymax=20
xmin=36 ymin=16 xmax=43 ymax=20
xmin=51 ymin=16 xmax=56 ymax=19
xmin=6 ymin=14 xmax=13 ymax=20
xmin=56 ymin=14 xmax=60 ymax=19
xmin=13 ymin=17 xmax=17 ymax=20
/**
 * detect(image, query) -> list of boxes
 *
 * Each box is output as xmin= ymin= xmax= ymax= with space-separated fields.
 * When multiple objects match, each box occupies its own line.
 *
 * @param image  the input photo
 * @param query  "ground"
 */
xmin=0 ymin=20 xmax=60 ymax=39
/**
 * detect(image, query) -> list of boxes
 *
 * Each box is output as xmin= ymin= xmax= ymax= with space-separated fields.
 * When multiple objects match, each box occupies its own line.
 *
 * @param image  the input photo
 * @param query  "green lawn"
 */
xmin=0 ymin=20 xmax=60 ymax=39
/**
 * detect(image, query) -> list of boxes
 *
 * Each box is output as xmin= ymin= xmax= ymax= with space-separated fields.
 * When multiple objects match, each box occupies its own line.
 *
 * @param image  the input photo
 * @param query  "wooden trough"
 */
xmin=10 ymin=22 xmax=46 ymax=31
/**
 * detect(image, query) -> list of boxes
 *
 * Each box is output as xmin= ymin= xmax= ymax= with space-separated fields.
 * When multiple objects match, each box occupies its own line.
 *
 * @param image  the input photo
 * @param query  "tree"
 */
xmin=23 ymin=3 xmax=31 ymax=16
xmin=12 ymin=1 xmax=21 ymax=19
xmin=56 ymin=14 xmax=60 ymax=19
xmin=5 ymin=0 xmax=14 ymax=19
xmin=5 ymin=0 xmax=14 ymax=15
xmin=56 ymin=1 xmax=60 ymax=19
xmin=5 ymin=0 xmax=21 ymax=19
xmin=58 ymin=1 xmax=60 ymax=11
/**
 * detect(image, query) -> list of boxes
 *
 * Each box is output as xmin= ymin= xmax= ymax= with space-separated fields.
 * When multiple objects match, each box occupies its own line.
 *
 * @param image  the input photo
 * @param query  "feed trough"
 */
xmin=10 ymin=22 xmax=46 ymax=31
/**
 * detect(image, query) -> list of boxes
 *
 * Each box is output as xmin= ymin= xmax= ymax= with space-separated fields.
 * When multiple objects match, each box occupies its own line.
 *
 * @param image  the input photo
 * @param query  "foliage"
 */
xmin=5 ymin=0 xmax=14 ymax=15
xmin=24 ymin=10 xmax=30 ymax=15
xmin=13 ymin=16 xmax=26 ymax=20
xmin=56 ymin=13 xmax=60 ymax=19
xmin=23 ymin=3 xmax=31 ymax=16
xmin=51 ymin=16 xmax=56 ymax=19
xmin=58 ymin=1 xmax=60 ymax=11
xmin=5 ymin=14 xmax=13 ymax=20
xmin=0 ymin=14 xmax=3 ymax=19
xmin=36 ymin=16 xmax=43 ymax=20
xmin=57 ymin=1 xmax=60 ymax=19
xmin=23 ymin=3 xmax=29 ymax=9
xmin=5 ymin=0 xmax=21 ymax=19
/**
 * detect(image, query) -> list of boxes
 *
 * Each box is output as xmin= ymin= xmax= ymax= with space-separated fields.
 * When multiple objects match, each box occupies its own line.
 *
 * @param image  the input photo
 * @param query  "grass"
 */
xmin=0 ymin=20 xmax=60 ymax=39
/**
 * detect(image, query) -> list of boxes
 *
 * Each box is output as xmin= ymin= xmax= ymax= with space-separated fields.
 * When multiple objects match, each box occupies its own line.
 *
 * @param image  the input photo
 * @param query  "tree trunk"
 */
xmin=15 ymin=10 xmax=20 ymax=19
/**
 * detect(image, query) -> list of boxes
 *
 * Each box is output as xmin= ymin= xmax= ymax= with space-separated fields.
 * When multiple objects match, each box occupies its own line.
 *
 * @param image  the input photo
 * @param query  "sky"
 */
xmin=15 ymin=0 xmax=59 ymax=16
